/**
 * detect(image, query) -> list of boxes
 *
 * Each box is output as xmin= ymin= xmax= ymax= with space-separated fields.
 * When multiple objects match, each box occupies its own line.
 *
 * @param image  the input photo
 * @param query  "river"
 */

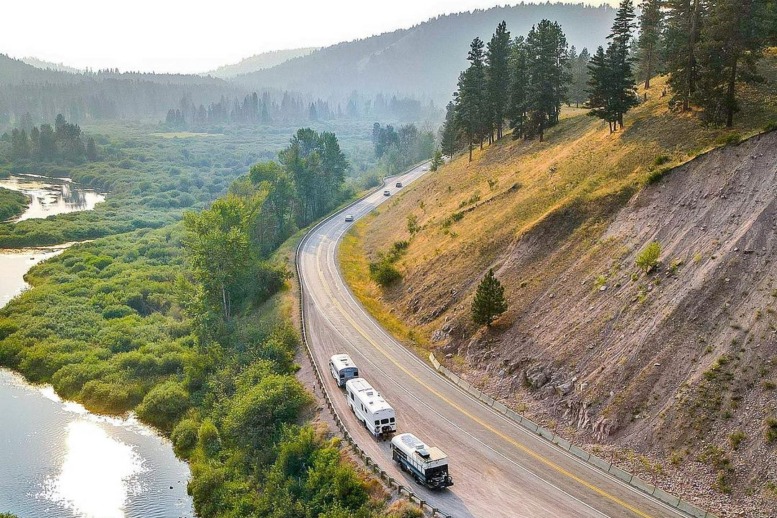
xmin=0 ymin=174 xmax=194 ymax=518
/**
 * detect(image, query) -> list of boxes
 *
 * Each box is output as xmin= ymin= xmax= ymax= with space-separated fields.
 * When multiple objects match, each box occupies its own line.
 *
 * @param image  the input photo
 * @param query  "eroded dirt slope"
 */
xmin=439 ymin=132 xmax=777 ymax=516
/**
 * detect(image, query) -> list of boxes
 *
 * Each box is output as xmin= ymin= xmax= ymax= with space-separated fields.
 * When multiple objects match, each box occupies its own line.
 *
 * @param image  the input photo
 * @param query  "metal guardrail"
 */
xmin=294 ymin=163 xmax=450 ymax=518
xmin=428 ymin=353 xmax=717 ymax=518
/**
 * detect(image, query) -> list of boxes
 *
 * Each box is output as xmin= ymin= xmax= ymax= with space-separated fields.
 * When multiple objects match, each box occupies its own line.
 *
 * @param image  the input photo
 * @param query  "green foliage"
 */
xmin=472 ymin=268 xmax=508 ymax=326
xmin=430 ymin=149 xmax=444 ymax=171
xmin=766 ymin=417 xmax=777 ymax=443
xmin=407 ymin=213 xmax=420 ymax=236
xmin=587 ymin=0 xmax=639 ymax=132
xmin=224 ymin=375 xmax=312 ymax=451
xmin=369 ymin=259 xmax=402 ymax=287
xmin=0 ymin=187 xmax=27 ymax=221
xmin=198 ymin=419 xmax=222 ymax=457
xmin=369 ymin=241 xmax=409 ymax=287
xmin=136 ymin=380 xmax=191 ymax=432
xmin=171 ymin=418 xmax=200 ymax=457
xmin=729 ymin=430 xmax=746 ymax=450
xmin=636 ymin=241 xmax=661 ymax=273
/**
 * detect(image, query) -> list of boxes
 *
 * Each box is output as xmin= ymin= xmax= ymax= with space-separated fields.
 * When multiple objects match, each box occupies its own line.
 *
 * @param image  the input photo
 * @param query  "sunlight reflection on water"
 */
xmin=41 ymin=421 xmax=147 ymax=518
xmin=0 ymin=174 xmax=105 ymax=221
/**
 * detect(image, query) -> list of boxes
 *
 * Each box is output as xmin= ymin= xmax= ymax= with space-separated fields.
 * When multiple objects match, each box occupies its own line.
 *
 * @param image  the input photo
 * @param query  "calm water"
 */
xmin=0 ymin=175 xmax=194 ymax=518
xmin=0 ymin=174 xmax=105 ymax=221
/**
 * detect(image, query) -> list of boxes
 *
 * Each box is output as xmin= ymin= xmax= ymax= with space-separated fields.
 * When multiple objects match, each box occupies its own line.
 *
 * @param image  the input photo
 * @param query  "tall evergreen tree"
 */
xmin=586 ymin=46 xmax=619 ymax=132
xmin=637 ymin=0 xmax=664 ymax=89
xmin=454 ymin=37 xmax=488 ymax=161
xmin=568 ymin=47 xmax=590 ymax=108
xmin=486 ymin=21 xmax=512 ymax=141
xmin=588 ymin=0 xmax=639 ymax=131
xmin=694 ymin=0 xmax=769 ymax=126
xmin=472 ymin=268 xmax=508 ymax=327
xmin=508 ymin=36 xmax=529 ymax=139
xmin=524 ymin=20 xmax=570 ymax=141
xmin=440 ymin=101 xmax=459 ymax=157
xmin=665 ymin=0 xmax=706 ymax=111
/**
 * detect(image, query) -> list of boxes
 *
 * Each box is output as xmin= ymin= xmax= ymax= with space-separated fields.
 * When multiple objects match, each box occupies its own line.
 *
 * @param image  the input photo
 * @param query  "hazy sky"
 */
xmin=2 ymin=1 xmax=618 ymax=74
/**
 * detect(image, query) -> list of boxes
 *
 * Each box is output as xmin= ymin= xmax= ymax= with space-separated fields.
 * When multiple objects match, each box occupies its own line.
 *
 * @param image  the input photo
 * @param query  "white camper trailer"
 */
xmin=345 ymin=378 xmax=396 ymax=438
xmin=329 ymin=354 xmax=359 ymax=387
xmin=390 ymin=433 xmax=453 ymax=489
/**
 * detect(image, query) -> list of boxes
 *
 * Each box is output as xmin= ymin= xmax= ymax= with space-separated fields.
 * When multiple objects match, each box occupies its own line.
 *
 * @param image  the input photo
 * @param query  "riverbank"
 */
xmin=0 ymin=187 xmax=28 ymax=221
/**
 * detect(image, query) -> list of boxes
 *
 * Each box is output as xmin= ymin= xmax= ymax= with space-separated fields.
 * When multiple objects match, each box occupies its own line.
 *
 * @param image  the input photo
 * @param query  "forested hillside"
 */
xmin=233 ymin=3 xmax=615 ymax=103
xmin=206 ymin=48 xmax=317 ymax=78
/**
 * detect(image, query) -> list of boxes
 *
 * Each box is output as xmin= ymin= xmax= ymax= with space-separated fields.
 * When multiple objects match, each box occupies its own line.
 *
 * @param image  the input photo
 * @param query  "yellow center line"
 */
xmin=308 ymin=235 xmax=654 ymax=518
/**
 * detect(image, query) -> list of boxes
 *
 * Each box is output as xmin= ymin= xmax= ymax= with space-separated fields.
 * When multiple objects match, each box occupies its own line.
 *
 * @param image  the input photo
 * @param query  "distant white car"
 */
xmin=344 ymin=214 xmax=354 ymax=222
xmin=383 ymin=190 xmax=391 ymax=196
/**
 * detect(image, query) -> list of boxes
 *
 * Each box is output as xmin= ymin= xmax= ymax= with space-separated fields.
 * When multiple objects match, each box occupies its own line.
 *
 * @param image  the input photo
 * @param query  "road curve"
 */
xmin=298 ymin=163 xmax=687 ymax=518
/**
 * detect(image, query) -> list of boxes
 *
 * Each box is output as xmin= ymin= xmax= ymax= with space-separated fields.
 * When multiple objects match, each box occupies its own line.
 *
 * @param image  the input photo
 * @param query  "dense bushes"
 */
xmin=0 ymin=187 xmax=27 ymax=221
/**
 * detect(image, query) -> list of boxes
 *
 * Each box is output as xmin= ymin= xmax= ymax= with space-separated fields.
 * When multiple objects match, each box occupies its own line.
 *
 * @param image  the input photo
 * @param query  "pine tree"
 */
xmin=472 ymin=268 xmax=508 ymax=327
xmin=665 ymin=0 xmax=706 ymax=111
xmin=440 ymin=101 xmax=459 ymax=157
xmin=587 ymin=0 xmax=639 ymax=131
xmin=508 ymin=36 xmax=529 ymax=139
xmin=524 ymin=20 xmax=570 ymax=141
xmin=568 ymin=47 xmax=590 ymax=108
xmin=454 ymin=37 xmax=488 ymax=161
xmin=587 ymin=46 xmax=618 ymax=132
xmin=694 ymin=0 xmax=769 ymax=126
xmin=637 ymin=0 xmax=664 ymax=89
xmin=486 ymin=21 xmax=512 ymax=141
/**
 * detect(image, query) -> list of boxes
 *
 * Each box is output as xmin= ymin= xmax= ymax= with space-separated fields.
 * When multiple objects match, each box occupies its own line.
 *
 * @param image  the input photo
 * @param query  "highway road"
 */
xmin=297 ymin=162 xmax=688 ymax=518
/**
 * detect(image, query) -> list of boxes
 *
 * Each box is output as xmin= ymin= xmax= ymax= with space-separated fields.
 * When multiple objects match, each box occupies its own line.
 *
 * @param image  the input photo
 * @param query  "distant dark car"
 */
xmin=344 ymin=214 xmax=354 ymax=222
xmin=383 ymin=190 xmax=391 ymax=196
xmin=395 ymin=182 xmax=403 ymax=188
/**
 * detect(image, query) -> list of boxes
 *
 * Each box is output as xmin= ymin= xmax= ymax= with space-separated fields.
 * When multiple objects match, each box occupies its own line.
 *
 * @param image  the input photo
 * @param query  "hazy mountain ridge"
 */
xmin=21 ymin=57 xmax=83 ymax=74
xmin=207 ymin=48 xmax=318 ymax=78
xmin=233 ymin=3 xmax=616 ymax=103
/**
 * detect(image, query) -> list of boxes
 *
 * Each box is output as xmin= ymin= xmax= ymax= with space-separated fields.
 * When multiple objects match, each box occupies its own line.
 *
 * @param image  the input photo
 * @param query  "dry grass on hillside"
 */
xmin=339 ymin=64 xmax=777 ymax=515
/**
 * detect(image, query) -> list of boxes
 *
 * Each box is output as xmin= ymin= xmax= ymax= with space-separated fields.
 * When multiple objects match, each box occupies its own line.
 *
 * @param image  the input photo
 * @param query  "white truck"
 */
xmin=345 ymin=378 xmax=396 ymax=438
xmin=390 ymin=433 xmax=454 ymax=489
xmin=329 ymin=354 xmax=359 ymax=387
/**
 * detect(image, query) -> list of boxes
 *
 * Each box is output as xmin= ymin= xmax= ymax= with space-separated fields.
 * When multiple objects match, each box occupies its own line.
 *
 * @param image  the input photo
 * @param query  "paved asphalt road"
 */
xmin=298 ymin=163 xmax=688 ymax=518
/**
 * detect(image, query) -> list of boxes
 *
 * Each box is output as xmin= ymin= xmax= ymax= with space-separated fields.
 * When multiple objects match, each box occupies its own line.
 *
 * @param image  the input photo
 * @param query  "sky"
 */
xmin=1 ymin=0 xmax=619 ymax=74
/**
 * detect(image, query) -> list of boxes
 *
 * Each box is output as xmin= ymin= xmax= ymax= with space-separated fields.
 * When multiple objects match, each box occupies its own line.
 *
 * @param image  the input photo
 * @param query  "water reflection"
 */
xmin=42 ymin=421 xmax=146 ymax=518
xmin=0 ymin=247 xmax=66 ymax=307
xmin=0 ymin=174 xmax=105 ymax=221
xmin=0 ymin=370 xmax=193 ymax=518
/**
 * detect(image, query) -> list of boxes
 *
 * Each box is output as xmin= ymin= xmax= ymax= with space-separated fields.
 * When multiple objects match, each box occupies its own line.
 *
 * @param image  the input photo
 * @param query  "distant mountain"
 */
xmin=0 ymin=54 xmax=241 ymax=124
xmin=208 ymin=48 xmax=318 ymax=78
xmin=232 ymin=3 xmax=616 ymax=104
xmin=22 ymin=57 xmax=83 ymax=74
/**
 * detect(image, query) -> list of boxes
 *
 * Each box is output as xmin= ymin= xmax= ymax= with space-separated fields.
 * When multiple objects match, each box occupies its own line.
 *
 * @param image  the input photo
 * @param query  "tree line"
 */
xmin=3 ymin=114 xmax=98 ymax=163
xmin=164 ymin=91 xmax=437 ymax=130
xmin=184 ymin=128 xmax=349 ymax=321
xmin=371 ymin=122 xmax=436 ymax=176
xmin=440 ymin=0 xmax=777 ymax=159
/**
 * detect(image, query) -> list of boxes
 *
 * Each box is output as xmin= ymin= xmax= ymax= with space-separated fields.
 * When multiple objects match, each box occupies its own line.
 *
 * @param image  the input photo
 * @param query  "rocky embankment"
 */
xmin=434 ymin=131 xmax=777 ymax=516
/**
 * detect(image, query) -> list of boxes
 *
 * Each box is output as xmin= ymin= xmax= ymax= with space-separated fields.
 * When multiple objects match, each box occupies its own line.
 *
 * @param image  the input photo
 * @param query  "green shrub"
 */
xmin=369 ymin=259 xmax=402 ymax=286
xmin=636 ymin=242 xmax=661 ymax=273
xmin=198 ymin=419 xmax=222 ymax=457
xmin=646 ymin=167 xmax=672 ymax=185
xmin=729 ymin=430 xmax=746 ymax=450
xmin=171 ymin=418 xmax=199 ymax=457
xmin=136 ymin=380 xmax=191 ymax=432
xmin=766 ymin=418 xmax=777 ymax=443
xmin=653 ymin=155 xmax=671 ymax=166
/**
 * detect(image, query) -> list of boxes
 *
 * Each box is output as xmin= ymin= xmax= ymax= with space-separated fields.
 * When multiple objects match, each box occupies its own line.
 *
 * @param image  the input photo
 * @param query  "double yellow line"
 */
xmin=308 ymin=223 xmax=655 ymax=518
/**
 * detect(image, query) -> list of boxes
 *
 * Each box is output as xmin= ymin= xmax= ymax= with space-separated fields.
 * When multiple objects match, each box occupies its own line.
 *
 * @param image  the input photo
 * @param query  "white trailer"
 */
xmin=345 ymin=378 xmax=396 ymax=438
xmin=390 ymin=433 xmax=453 ymax=489
xmin=329 ymin=354 xmax=359 ymax=387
